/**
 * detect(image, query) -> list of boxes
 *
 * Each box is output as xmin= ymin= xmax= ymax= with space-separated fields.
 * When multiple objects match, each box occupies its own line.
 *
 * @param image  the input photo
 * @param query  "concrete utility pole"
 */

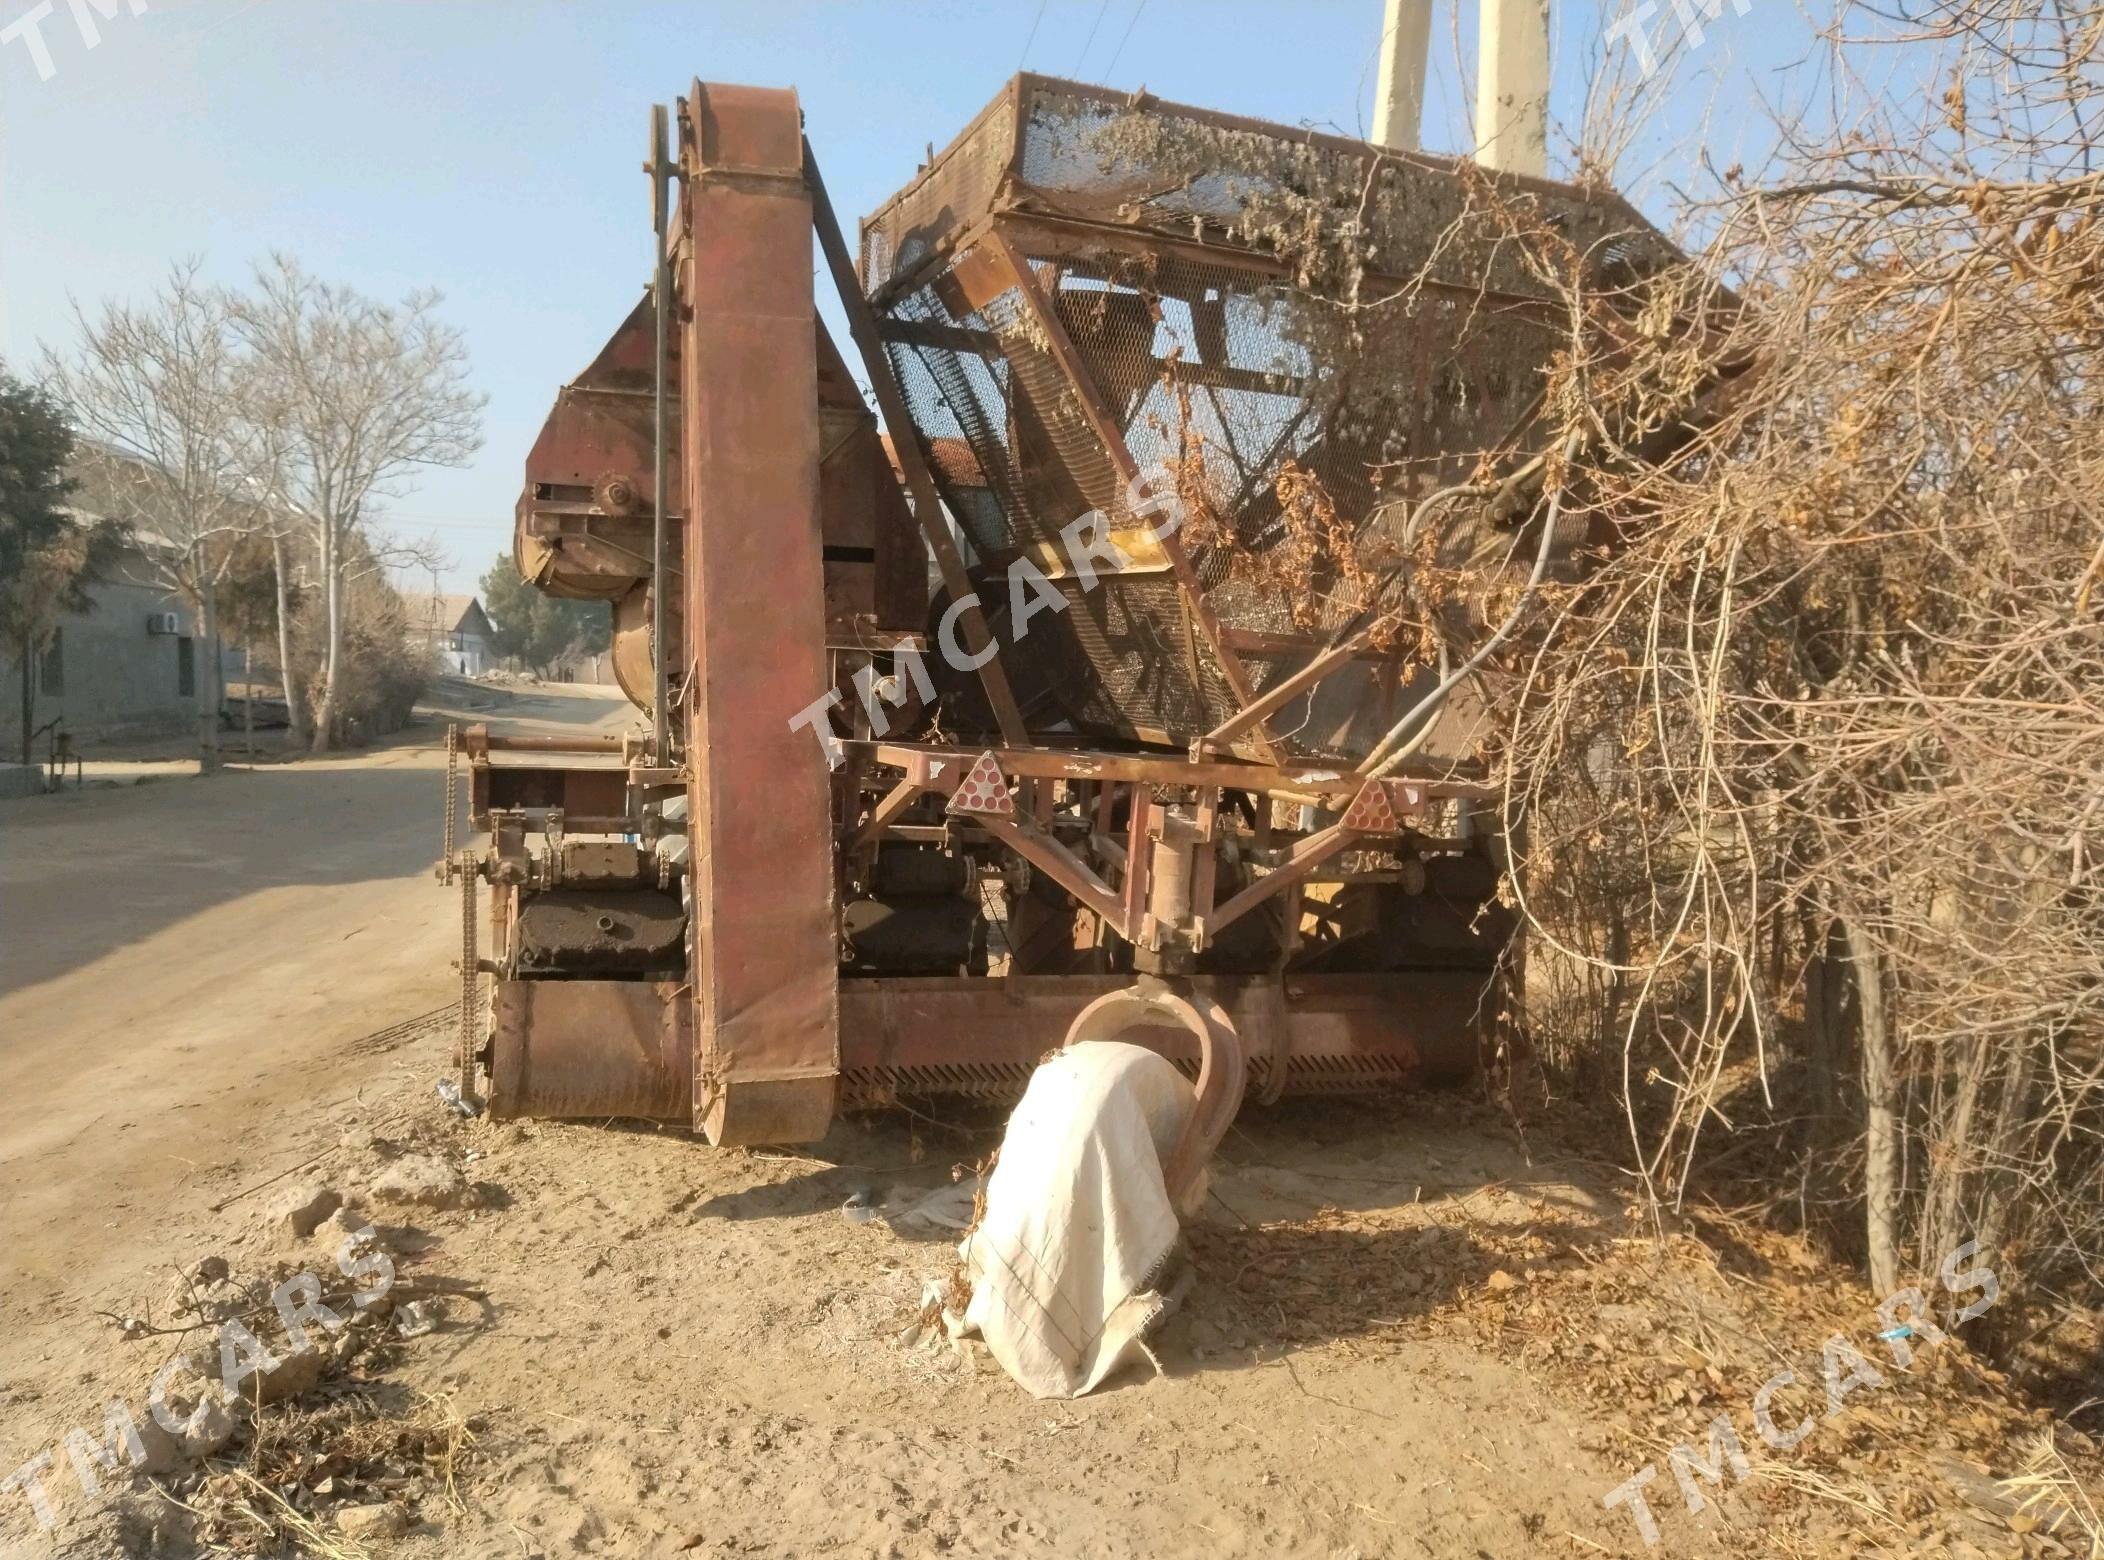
xmin=1474 ymin=0 xmax=1550 ymax=178
xmin=1371 ymin=0 xmax=1434 ymax=152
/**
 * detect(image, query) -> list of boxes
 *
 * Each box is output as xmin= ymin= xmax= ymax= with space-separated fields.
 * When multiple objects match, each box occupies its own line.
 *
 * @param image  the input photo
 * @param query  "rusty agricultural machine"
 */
xmin=441 ymin=75 xmax=1678 ymax=1153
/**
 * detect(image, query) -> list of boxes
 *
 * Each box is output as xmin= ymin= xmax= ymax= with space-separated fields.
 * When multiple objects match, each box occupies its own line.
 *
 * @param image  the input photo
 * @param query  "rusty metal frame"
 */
xmin=980 ymin=812 xmax=1130 ymax=933
xmin=986 ymin=228 xmax=1284 ymax=763
xmin=806 ymin=141 xmax=1029 ymax=746
xmin=1210 ymin=824 xmax=1360 ymax=936
xmin=858 ymin=72 xmax=1660 ymax=313
xmin=470 ymin=76 xmax=1547 ymax=1146
xmin=1204 ymin=626 xmax=1379 ymax=750
xmin=856 ymin=739 xmax=1489 ymax=802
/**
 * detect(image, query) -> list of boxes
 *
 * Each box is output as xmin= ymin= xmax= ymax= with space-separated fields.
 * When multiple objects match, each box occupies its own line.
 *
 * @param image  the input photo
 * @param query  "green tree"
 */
xmin=479 ymin=555 xmax=610 ymax=676
xmin=0 ymin=366 xmax=127 ymax=766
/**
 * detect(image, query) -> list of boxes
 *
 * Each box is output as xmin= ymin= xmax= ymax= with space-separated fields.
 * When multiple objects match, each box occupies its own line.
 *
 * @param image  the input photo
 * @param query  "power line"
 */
xmin=1017 ymin=0 xmax=1049 ymax=69
xmin=1102 ymin=0 xmax=1148 ymax=81
xmin=1074 ymin=0 xmax=1113 ymax=76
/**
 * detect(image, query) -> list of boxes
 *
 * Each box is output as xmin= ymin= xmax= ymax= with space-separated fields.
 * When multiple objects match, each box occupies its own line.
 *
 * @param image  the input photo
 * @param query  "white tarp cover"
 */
xmin=960 ymin=1040 xmax=1201 ymax=1398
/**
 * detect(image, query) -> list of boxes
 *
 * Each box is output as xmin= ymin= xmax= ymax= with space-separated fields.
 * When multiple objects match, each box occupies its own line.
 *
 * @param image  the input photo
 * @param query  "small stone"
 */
xmin=317 ymin=1205 xmax=378 ymax=1249
xmin=235 ymin=1346 xmax=326 ymax=1407
xmin=1485 ymin=1269 xmax=1520 ymax=1293
xmin=263 ymin=1181 xmax=343 ymax=1241
xmin=134 ymin=1388 xmax=236 ymax=1470
xmin=130 ymin=1418 xmax=188 ymax=1475
xmin=179 ymin=1397 xmax=236 ymax=1457
xmin=369 ymin=1154 xmax=472 ymax=1210
xmin=335 ymin=1502 xmax=409 ymax=1540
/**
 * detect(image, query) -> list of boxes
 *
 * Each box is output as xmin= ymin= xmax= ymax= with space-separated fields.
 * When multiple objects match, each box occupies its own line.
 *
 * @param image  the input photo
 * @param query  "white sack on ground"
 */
xmin=960 ymin=1040 xmax=1202 ymax=1398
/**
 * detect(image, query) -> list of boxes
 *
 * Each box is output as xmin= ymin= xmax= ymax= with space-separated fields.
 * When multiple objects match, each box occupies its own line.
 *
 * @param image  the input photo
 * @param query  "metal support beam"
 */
xmin=848 ymin=775 xmax=927 ymax=855
xmin=647 ymin=102 xmax=675 ymax=753
xmin=804 ymin=140 xmax=1029 ymax=745
xmin=1210 ymin=824 xmax=1359 ymax=936
xmin=986 ymin=230 xmax=1283 ymax=761
xmin=976 ymin=813 xmax=1130 ymax=935
xmin=1204 ymin=626 xmax=1377 ymax=748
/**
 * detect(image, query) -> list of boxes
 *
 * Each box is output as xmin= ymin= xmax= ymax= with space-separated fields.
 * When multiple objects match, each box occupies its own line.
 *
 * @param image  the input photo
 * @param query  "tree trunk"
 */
xmin=272 ymin=531 xmax=306 ymax=746
xmin=311 ymin=520 xmax=340 ymax=753
xmin=17 ymin=633 xmax=32 ymax=770
xmin=196 ymin=570 xmax=222 ymax=776
xmin=1844 ymin=915 xmax=1902 ymax=1294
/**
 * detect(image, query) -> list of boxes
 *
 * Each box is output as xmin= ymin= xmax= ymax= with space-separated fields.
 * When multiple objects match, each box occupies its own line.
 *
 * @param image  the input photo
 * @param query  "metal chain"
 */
xmin=443 ymin=724 xmax=458 ymax=869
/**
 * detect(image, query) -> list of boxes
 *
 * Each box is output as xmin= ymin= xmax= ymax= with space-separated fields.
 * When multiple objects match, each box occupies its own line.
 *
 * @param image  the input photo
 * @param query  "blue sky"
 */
xmin=1 ymin=0 xmax=1830 ymax=592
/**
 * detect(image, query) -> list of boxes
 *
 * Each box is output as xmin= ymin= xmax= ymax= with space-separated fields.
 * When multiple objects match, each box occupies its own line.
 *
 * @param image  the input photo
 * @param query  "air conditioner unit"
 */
xmin=145 ymin=612 xmax=181 ymax=635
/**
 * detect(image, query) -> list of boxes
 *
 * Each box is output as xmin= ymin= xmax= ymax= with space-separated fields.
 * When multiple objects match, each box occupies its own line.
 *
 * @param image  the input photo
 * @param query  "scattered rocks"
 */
xmin=140 ymin=1356 xmax=239 ymax=1467
xmin=240 ymin=1345 xmax=327 ymax=1407
xmin=369 ymin=1153 xmax=473 ymax=1210
xmin=334 ymin=1501 xmax=410 ymax=1540
xmin=263 ymin=1180 xmax=343 ymax=1241
xmin=133 ymin=1394 xmax=237 ymax=1471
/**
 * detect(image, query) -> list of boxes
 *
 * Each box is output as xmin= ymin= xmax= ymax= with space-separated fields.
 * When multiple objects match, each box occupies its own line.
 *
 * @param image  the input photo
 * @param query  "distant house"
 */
xmin=0 ymin=446 xmax=226 ymax=755
xmin=403 ymin=593 xmax=496 ymax=677
xmin=879 ymin=432 xmax=1001 ymax=571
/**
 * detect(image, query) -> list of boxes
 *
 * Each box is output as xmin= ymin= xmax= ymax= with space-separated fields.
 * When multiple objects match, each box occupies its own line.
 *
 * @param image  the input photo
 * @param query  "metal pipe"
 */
xmin=648 ymin=102 xmax=673 ymax=762
xmin=480 ymin=733 xmax=626 ymax=755
xmin=1359 ymin=431 xmax=1580 ymax=777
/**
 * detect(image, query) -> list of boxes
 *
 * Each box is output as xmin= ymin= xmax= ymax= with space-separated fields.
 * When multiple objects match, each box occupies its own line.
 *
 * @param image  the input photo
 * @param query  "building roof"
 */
xmin=401 ymin=592 xmax=493 ymax=638
xmin=879 ymin=433 xmax=986 ymax=491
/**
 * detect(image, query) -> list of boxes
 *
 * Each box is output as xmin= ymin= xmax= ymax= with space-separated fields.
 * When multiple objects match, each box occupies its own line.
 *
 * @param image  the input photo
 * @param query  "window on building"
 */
xmin=177 ymin=636 xmax=196 ymax=698
xmin=38 ymin=630 xmax=63 ymax=696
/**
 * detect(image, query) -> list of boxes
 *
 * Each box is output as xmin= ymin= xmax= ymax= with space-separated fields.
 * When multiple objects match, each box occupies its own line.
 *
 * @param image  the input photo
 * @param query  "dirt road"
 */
xmin=0 ymin=687 xmax=2076 ymax=1559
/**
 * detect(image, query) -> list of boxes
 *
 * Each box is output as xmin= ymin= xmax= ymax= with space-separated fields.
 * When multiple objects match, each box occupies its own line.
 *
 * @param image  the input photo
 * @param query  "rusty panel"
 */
xmin=682 ymin=81 xmax=840 ymax=1147
xmin=488 ymin=979 xmax=690 ymax=1121
xmin=516 ymin=292 xmax=681 ymax=603
xmin=835 ymin=971 xmax=1483 ymax=1104
xmin=472 ymin=763 xmax=630 ymax=831
xmin=817 ymin=308 xmax=929 ymax=641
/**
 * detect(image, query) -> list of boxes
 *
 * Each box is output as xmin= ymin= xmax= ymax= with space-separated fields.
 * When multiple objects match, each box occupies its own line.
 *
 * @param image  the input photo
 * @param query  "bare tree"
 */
xmin=234 ymin=255 xmax=483 ymax=751
xmin=43 ymin=261 xmax=256 ymax=774
xmin=1160 ymin=2 xmax=2104 ymax=1340
xmin=1463 ymin=4 xmax=2104 ymax=1319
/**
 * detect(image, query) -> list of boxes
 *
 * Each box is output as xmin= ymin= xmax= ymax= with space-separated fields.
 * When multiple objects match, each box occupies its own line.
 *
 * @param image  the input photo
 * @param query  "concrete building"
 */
xmin=1 ymin=459 xmax=223 ymax=759
xmin=404 ymin=592 xmax=497 ymax=677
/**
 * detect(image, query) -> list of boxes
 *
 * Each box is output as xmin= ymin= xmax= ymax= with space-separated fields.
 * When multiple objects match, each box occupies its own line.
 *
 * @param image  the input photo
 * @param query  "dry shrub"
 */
xmin=1464 ymin=5 xmax=2104 ymax=1376
xmin=284 ymin=571 xmax=430 ymax=744
xmin=1151 ymin=2 xmax=2104 ymax=1379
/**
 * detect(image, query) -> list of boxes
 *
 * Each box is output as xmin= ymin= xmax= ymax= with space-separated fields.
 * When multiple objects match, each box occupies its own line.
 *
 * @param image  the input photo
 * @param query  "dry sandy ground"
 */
xmin=2 ymin=686 xmax=2093 ymax=1560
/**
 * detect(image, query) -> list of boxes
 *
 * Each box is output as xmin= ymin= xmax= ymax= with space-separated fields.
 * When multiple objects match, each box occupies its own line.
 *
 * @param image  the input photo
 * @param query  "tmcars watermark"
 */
xmin=1600 ymin=1240 xmax=2000 ymax=1547
xmin=2 ymin=0 xmax=146 ymax=83
xmin=0 ymin=1228 xmax=396 ymax=1536
xmin=1607 ymin=0 xmax=1758 ymax=80
xmin=788 ymin=462 xmax=1187 ymax=768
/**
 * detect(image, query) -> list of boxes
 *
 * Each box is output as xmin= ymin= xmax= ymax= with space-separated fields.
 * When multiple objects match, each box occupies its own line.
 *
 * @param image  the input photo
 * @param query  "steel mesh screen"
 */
xmin=862 ymin=79 xmax=1668 ymax=757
